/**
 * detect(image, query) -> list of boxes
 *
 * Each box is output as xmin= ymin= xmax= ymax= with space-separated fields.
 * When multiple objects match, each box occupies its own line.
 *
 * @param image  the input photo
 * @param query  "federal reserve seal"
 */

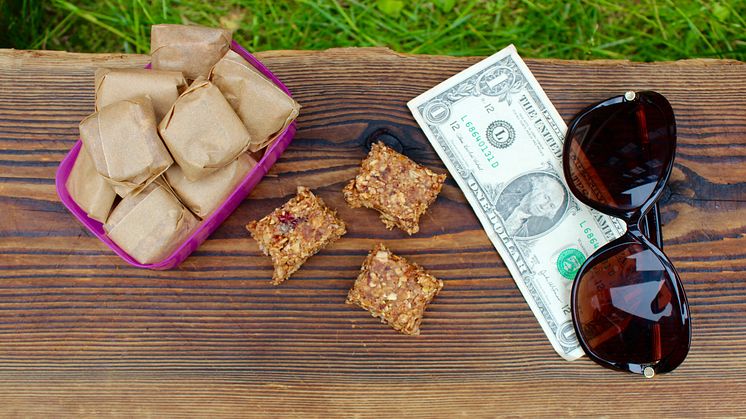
xmin=557 ymin=248 xmax=586 ymax=280
xmin=486 ymin=120 xmax=515 ymax=149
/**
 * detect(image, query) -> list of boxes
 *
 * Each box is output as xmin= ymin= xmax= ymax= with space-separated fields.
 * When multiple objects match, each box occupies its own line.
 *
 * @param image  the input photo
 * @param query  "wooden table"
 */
xmin=1 ymin=47 xmax=745 ymax=417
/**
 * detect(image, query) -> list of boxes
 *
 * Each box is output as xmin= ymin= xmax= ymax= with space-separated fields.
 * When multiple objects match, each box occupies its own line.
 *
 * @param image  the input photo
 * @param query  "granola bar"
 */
xmin=246 ymin=186 xmax=346 ymax=285
xmin=343 ymin=142 xmax=446 ymax=235
xmin=346 ymin=243 xmax=443 ymax=335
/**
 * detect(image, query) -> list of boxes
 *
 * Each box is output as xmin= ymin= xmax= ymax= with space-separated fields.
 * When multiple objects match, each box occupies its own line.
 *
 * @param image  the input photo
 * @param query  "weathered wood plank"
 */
xmin=1 ymin=47 xmax=746 ymax=417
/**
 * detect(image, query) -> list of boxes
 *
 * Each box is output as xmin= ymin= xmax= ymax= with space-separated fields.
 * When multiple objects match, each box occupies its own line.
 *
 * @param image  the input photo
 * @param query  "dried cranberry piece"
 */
xmin=278 ymin=211 xmax=297 ymax=225
xmin=276 ymin=211 xmax=305 ymax=234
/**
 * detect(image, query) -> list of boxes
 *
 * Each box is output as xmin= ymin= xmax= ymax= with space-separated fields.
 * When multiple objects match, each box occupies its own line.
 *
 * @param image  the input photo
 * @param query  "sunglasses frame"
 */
xmin=562 ymin=91 xmax=691 ymax=377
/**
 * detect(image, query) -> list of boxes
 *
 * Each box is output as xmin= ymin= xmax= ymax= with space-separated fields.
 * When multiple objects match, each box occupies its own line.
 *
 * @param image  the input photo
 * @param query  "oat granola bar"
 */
xmin=343 ymin=142 xmax=446 ymax=235
xmin=246 ymin=186 xmax=346 ymax=285
xmin=346 ymin=243 xmax=443 ymax=335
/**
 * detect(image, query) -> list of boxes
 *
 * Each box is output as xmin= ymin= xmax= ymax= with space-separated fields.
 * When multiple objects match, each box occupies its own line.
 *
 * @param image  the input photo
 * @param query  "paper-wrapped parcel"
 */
xmin=65 ymin=144 xmax=117 ymax=223
xmin=165 ymin=153 xmax=257 ymax=219
xmin=210 ymin=50 xmax=300 ymax=151
xmin=79 ymin=95 xmax=173 ymax=197
xmin=159 ymin=78 xmax=252 ymax=181
xmin=150 ymin=24 xmax=232 ymax=80
xmin=95 ymin=68 xmax=187 ymax=122
xmin=104 ymin=180 xmax=199 ymax=264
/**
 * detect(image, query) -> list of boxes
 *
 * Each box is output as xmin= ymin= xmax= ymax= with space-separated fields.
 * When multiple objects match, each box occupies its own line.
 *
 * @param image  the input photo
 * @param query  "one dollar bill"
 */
xmin=408 ymin=45 xmax=625 ymax=360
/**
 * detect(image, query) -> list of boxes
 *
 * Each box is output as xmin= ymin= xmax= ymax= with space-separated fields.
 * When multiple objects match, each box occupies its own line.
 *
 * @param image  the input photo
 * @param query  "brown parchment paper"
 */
xmin=79 ymin=95 xmax=173 ymax=197
xmin=105 ymin=179 xmax=199 ymax=264
xmin=95 ymin=68 xmax=187 ymax=122
xmin=209 ymin=50 xmax=300 ymax=152
xmin=165 ymin=153 xmax=257 ymax=219
xmin=65 ymin=144 xmax=117 ymax=223
xmin=150 ymin=24 xmax=232 ymax=80
xmin=165 ymin=153 xmax=256 ymax=219
xmin=158 ymin=78 xmax=251 ymax=181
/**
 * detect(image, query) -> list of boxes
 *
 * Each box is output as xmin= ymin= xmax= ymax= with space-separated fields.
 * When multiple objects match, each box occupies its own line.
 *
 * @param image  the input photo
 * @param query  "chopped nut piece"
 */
xmin=246 ymin=186 xmax=346 ymax=285
xmin=347 ymin=243 xmax=443 ymax=335
xmin=343 ymin=142 xmax=446 ymax=235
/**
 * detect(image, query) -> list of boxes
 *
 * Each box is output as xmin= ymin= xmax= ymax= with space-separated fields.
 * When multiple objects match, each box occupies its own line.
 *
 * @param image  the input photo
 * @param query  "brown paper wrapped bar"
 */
xmin=65 ymin=144 xmax=117 ymax=223
xmin=104 ymin=179 xmax=199 ymax=265
xmin=165 ymin=153 xmax=257 ymax=219
xmin=95 ymin=68 xmax=187 ymax=122
xmin=159 ymin=78 xmax=251 ymax=181
xmin=209 ymin=50 xmax=300 ymax=152
xmin=79 ymin=95 xmax=173 ymax=197
xmin=150 ymin=24 xmax=232 ymax=80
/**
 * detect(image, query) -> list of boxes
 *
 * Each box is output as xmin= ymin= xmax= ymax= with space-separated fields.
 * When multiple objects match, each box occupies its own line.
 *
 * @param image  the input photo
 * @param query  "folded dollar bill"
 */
xmin=408 ymin=45 xmax=625 ymax=360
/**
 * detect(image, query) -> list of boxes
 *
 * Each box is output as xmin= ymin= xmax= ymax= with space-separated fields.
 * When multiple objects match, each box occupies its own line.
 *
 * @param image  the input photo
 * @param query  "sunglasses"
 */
xmin=562 ymin=91 xmax=691 ymax=378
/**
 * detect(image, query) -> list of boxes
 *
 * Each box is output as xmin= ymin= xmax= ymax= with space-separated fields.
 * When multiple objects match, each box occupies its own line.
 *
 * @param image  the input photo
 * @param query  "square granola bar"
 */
xmin=246 ymin=186 xmax=346 ymax=285
xmin=343 ymin=142 xmax=446 ymax=235
xmin=346 ymin=243 xmax=443 ymax=335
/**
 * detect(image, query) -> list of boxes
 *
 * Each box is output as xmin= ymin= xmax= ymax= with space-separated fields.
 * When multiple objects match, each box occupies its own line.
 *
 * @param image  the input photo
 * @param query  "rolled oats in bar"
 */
xmin=347 ymin=243 xmax=443 ymax=335
xmin=246 ymin=186 xmax=346 ymax=285
xmin=343 ymin=142 xmax=446 ymax=235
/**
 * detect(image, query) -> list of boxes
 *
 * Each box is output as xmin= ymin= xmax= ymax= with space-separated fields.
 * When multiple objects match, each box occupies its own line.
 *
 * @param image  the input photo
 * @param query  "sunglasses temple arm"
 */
xmin=641 ymin=203 xmax=663 ymax=250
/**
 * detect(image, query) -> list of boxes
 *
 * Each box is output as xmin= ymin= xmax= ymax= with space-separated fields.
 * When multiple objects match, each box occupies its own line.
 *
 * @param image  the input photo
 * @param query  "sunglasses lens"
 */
xmin=565 ymin=92 xmax=675 ymax=211
xmin=573 ymin=239 xmax=690 ymax=374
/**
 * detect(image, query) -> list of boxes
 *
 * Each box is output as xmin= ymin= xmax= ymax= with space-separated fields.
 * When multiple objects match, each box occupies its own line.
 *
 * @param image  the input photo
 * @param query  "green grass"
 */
xmin=2 ymin=0 xmax=745 ymax=61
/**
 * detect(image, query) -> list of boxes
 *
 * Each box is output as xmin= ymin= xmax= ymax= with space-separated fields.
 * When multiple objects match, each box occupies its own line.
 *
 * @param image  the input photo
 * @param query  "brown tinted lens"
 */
xmin=573 ymin=239 xmax=690 ymax=373
xmin=565 ymin=92 xmax=675 ymax=211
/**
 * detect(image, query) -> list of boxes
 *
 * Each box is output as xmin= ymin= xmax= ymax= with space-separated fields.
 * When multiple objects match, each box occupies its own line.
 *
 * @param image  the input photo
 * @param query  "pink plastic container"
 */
xmin=55 ymin=41 xmax=297 ymax=270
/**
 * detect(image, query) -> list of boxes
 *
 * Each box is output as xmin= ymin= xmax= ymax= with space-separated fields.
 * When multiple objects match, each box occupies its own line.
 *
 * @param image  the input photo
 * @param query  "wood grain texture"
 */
xmin=1 ymin=47 xmax=746 ymax=417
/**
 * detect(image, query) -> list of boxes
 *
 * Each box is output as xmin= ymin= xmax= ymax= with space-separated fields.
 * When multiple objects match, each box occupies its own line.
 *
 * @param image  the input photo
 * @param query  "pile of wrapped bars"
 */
xmin=65 ymin=24 xmax=300 ymax=264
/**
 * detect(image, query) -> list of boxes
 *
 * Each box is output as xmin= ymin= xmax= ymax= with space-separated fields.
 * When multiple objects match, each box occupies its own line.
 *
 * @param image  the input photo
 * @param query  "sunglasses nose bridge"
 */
xmin=627 ymin=217 xmax=660 ymax=251
xmin=628 ymin=220 xmax=644 ymax=239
